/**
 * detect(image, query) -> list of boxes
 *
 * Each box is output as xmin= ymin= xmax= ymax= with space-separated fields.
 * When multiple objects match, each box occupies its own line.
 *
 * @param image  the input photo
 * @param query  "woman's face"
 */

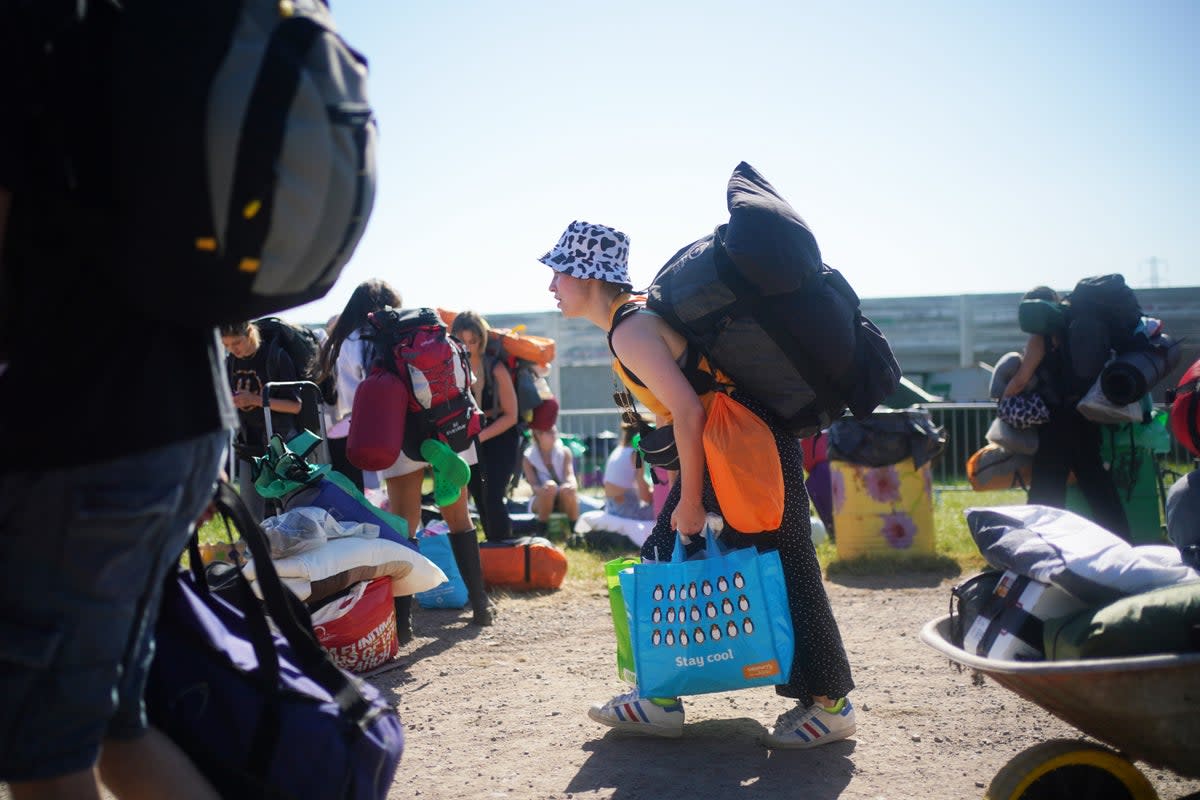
xmin=458 ymin=329 xmax=484 ymax=358
xmin=221 ymin=333 xmax=257 ymax=359
xmin=549 ymin=272 xmax=589 ymax=317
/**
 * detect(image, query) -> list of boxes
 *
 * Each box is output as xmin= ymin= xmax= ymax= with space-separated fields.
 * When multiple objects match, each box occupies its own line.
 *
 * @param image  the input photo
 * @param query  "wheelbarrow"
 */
xmin=920 ymin=614 xmax=1200 ymax=800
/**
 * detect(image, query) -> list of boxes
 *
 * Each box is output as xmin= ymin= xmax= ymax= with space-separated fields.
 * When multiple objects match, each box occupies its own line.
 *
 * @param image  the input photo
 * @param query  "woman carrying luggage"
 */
xmin=451 ymin=311 xmax=521 ymax=542
xmin=537 ymin=220 xmax=855 ymax=748
xmin=319 ymin=280 xmax=495 ymax=638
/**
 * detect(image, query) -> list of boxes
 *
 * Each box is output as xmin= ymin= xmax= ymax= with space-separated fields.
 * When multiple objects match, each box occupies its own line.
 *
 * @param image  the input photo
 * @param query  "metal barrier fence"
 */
xmin=560 ymin=403 xmax=1196 ymax=489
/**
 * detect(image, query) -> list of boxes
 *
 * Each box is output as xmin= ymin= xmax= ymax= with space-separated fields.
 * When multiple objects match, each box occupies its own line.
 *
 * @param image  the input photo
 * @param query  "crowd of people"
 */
xmin=4 ymin=10 xmax=1197 ymax=798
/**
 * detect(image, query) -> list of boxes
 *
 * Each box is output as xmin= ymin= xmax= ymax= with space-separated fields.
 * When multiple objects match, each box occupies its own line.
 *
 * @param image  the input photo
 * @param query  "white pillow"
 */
xmin=244 ymin=536 xmax=446 ymax=600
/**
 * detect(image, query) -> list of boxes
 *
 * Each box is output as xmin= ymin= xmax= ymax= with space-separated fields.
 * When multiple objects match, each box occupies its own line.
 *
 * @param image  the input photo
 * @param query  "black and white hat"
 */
xmin=538 ymin=221 xmax=632 ymax=290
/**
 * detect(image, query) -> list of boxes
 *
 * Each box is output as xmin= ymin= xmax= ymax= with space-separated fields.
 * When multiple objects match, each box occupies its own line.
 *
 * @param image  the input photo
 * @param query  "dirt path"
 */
xmin=377 ymin=572 xmax=1200 ymax=800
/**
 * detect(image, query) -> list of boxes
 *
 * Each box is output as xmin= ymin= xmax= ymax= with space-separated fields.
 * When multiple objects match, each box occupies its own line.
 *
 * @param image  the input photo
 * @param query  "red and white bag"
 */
xmin=310 ymin=577 xmax=398 ymax=674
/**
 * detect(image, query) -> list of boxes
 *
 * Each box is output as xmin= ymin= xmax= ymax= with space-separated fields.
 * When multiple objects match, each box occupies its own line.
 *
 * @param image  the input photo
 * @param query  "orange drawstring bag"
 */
xmin=703 ymin=393 xmax=785 ymax=532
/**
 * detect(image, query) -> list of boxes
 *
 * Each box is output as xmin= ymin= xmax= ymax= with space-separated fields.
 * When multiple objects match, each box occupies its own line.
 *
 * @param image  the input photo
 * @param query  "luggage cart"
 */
xmin=920 ymin=614 xmax=1200 ymax=799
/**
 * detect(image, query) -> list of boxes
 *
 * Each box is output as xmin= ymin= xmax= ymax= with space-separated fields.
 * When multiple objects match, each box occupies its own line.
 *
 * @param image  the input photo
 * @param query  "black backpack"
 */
xmin=1063 ymin=274 xmax=1144 ymax=387
xmin=641 ymin=162 xmax=901 ymax=437
xmin=21 ymin=0 xmax=376 ymax=328
xmin=255 ymin=317 xmax=326 ymax=435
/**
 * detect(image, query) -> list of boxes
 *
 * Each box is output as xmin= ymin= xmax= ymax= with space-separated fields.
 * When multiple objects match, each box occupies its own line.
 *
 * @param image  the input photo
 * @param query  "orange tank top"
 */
xmin=607 ymin=294 xmax=728 ymax=422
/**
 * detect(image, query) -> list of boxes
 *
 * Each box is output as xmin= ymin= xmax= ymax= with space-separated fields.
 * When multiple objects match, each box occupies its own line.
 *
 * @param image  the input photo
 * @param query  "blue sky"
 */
xmin=287 ymin=0 xmax=1199 ymax=324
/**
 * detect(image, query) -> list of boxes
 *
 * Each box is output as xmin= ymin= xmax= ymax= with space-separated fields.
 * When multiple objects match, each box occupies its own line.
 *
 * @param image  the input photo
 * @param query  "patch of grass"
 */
xmin=565 ymin=546 xmax=629 ymax=583
xmin=560 ymin=486 xmax=1030 ymax=584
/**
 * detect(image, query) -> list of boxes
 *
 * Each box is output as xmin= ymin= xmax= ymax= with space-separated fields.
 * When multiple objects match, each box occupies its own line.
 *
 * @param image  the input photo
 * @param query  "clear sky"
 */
xmin=286 ymin=0 xmax=1199 ymax=324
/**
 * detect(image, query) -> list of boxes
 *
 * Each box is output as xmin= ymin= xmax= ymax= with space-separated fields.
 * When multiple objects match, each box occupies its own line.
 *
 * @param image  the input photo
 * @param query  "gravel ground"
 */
xmin=373 ymin=571 xmax=1200 ymax=800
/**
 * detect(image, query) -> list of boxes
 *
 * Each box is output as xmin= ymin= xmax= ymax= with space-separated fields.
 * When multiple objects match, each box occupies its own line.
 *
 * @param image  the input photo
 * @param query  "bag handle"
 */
xmin=668 ymin=518 xmax=727 ymax=563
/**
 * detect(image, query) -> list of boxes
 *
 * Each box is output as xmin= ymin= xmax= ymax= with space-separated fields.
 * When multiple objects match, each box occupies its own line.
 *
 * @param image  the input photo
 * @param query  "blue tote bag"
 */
xmin=618 ymin=527 xmax=794 ymax=698
xmin=415 ymin=527 xmax=469 ymax=609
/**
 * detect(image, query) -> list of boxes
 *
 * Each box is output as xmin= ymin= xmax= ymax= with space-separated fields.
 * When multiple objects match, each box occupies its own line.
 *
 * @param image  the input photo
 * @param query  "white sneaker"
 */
xmin=587 ymin=689 xmax=685 ymax=738
xmin=762 ymin=699 xmax=856 ymax=749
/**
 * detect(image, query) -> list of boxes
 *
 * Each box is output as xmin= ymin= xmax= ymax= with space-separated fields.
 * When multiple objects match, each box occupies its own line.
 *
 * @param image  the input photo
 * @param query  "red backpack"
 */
xmin=354 ymin=307 xmax=482 ymax=465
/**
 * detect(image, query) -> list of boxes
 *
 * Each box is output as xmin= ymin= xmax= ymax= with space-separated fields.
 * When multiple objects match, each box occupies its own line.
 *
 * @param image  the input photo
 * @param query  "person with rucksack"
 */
xmin=1003 ymin=286 xmax=1131 ymax=540
xmin=220 ymin=320 xmax=304 ymax=521
xmin=451 ymin=311 xmax=521 ymax=543
xmin=537 ymin=219 xmax=856 ymax=748
xmin=0 ymin=7 xmax=233 ymax=797
xmin=318 ymin=280 xmax=405 ymax=492
xmin=322 ymin=281 xmax=496 ymax=634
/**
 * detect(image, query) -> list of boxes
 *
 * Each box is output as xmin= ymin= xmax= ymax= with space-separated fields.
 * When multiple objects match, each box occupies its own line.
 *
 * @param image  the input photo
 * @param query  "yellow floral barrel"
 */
xmin=830 ymin=459 xmax=934 ymax=559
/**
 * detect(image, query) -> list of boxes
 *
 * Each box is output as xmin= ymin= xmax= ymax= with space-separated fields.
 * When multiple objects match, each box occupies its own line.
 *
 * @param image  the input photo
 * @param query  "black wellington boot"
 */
xmin=448 ymin=529 xmax=495 ymax=626
xmin=393 ymin=594 xmax=414 ymax=645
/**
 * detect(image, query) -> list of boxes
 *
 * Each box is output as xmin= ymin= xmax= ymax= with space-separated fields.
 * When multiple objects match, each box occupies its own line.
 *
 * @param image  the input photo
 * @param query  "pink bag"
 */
xmin=346 ymin=366 xmax=408 ymax=470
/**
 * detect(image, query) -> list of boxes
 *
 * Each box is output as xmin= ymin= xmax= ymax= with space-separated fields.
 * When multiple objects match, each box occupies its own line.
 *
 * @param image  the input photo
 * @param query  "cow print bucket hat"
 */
xmin=539 ymin=220 xmax=632 ymax=290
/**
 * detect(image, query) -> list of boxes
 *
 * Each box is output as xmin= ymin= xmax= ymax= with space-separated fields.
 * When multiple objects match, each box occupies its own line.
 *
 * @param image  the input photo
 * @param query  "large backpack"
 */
xmin=636 ymin=162 xmax=901 ymax=437
xmin=255 ymin=317 xmax=326 ymax=436
xmin=366 ymin=308 xmax=483 ymax=461
xmin=1062 ymin=274 xmax=1144 ymax=384
xmin=486 ymin=339 xmax=555 ymax=423
xmin=437 ymin=309 xmax=557 ymax=423
xmin=26 ymin=0 xmax=377 ymax=328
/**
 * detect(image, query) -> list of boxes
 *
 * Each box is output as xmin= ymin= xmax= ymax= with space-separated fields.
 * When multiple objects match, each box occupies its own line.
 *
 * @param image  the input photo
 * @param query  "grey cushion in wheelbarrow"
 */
xmin=965 ymin=505 xmax=1200 ymax=605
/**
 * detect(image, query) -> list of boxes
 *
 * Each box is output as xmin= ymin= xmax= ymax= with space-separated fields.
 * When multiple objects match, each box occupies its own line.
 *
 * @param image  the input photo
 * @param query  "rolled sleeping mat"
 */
xmin=1100 ymin=334 xmax=1182 ymax=405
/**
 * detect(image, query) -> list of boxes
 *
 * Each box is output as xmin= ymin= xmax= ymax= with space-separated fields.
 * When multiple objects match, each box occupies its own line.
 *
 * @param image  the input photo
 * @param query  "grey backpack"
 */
xmin=36 ymin=0 xmax=377 ymax=326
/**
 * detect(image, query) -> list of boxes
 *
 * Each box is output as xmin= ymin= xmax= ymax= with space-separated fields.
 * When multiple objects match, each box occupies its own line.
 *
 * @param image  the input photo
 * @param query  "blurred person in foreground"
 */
xmin=0 ymin=5 xmax=234 ymax=797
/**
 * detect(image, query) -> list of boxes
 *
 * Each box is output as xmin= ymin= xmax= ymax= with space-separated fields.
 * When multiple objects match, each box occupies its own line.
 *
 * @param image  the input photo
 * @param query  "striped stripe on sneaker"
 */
xmin=588 ymin=690 xmax=684 ymax=738
xmin=763 ymin=700 xmax=856 ymax=749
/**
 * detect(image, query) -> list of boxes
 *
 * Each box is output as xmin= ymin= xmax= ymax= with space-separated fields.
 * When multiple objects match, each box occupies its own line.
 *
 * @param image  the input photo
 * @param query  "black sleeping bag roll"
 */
xmin=1100 ymin=334 xmax=1183 ymax=405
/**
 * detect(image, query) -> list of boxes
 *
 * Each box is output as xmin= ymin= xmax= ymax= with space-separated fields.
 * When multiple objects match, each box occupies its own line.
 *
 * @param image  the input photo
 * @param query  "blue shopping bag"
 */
xmin=415 ymin=526 xmax=469 ymax=609
xmin=619 ymin=526 xmax=793 ymax=698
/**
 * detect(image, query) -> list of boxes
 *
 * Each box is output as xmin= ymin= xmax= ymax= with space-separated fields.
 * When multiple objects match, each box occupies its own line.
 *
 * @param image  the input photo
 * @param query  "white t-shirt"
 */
xmin=328 ymin=329 xmax=372 ymax=437
xmin=604 ymin=445 xmax=638 ymax=489
xmin=524 ymin=441 xmax=571 ymax=486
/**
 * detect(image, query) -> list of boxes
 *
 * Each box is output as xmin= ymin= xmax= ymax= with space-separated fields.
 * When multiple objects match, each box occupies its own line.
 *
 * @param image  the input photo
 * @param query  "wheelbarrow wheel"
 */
xmin=986 ymin=739 xmax=1157 ymax=800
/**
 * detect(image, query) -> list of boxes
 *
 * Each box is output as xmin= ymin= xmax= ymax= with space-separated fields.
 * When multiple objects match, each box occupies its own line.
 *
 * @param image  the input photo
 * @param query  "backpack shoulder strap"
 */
xmin=607 ymin=295 xmax=720 ymax=401
xmin=606 ymin=297 xmax=646 ymax=387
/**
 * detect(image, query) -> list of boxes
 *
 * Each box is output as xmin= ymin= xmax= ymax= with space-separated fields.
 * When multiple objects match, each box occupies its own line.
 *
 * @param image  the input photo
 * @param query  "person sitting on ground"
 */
xmin=603 ymin=421 xmax=655 ymax=520
xmin=522 ymin=398 xmax=580 ymax=534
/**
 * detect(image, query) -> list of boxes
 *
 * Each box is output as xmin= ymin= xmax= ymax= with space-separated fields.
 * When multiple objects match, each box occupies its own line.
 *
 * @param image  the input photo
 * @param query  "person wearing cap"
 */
xmin=521 ymin=398 xmax=579 ymax=534
xmin=538 ymin=219 xmax=855 ymax=749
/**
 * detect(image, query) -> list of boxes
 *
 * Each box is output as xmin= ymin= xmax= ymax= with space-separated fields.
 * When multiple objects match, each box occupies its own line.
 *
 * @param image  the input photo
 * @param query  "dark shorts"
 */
xmin=0 ymin=431 xmax=226 ymax=781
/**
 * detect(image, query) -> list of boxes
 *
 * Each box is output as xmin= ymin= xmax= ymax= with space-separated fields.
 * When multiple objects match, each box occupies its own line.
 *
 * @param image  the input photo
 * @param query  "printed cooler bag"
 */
xmin=619 ymin=527 xmax=794 ymax=698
